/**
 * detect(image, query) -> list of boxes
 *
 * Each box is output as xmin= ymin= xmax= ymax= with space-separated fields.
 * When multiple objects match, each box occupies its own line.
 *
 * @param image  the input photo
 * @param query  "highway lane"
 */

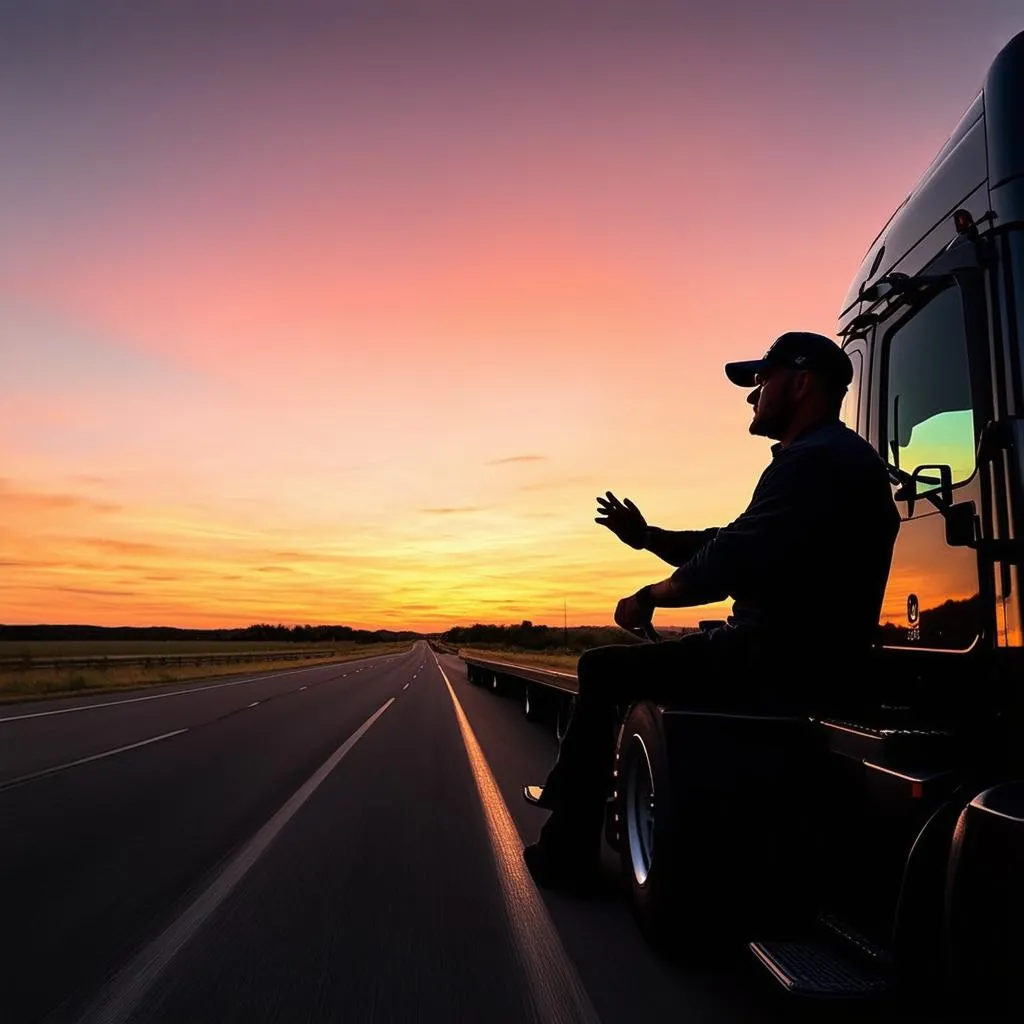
xmin=0 ymin=650 xmax=412 ymax=784
xmin=6 ymin=641 xmax=937 ymax=1023
xmin=3 ymin=646 xmax=422 ymax=1022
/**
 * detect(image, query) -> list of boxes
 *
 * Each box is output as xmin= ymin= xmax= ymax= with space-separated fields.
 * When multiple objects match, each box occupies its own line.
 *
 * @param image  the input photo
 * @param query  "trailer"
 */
xmin=456 ymin=30 xmax=1024 ymax=1015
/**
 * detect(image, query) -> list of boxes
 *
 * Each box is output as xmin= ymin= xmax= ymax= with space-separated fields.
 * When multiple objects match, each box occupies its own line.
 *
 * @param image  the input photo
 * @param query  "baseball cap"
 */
xmin=725 ymin=332 xmax=854 ymax=389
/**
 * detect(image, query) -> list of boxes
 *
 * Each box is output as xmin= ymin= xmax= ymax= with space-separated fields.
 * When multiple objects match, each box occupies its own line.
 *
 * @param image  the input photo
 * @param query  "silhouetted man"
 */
xmin=522 ymin=332 xmax=900 ymax=889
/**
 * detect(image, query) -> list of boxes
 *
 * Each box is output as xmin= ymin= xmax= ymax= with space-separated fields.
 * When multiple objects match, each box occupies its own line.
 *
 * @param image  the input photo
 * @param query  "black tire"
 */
xmin=555 ymin=695 xmax=575 ymax=742
xmin=524 ymin=684 xmax=544 ymax=722
xmin=615 ymin=702 xmax=724 ymax=956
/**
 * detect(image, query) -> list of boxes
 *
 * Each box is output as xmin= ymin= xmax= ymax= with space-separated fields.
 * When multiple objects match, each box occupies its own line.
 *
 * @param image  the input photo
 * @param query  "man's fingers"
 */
xmin=623 ymin=498 xmax=640 ymax=514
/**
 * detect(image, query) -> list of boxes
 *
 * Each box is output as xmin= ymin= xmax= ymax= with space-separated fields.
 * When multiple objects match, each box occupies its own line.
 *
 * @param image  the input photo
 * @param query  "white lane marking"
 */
xmin=0 ymin=729 xmax=188 ymax=792
xmin=247 ymin=701 xmax=260 ymax=709
xmin=402 ymin=682 xmax=410 ymax=691
xmin=0 ymin=650 xmax=399 ymax=724
xmin=299 ymin=686 xmax=308 ymax=692
xmin=433 ymin=657 xmax=601 ymax=1024
xmin=76 ymin=697 xmax=396 ymax=1024
xmin=0 ymin=664 xmax=330 ymax=724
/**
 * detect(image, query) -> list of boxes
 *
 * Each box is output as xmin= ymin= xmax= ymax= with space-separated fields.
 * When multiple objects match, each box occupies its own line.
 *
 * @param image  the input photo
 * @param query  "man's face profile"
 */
xmin=747 ymin=365 xmax=799 ymax=439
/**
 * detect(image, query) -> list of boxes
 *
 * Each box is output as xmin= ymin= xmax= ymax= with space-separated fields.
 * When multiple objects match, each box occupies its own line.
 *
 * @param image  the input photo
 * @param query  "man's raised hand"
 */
xmin=595 ymin=491 xmax=647 ymax=549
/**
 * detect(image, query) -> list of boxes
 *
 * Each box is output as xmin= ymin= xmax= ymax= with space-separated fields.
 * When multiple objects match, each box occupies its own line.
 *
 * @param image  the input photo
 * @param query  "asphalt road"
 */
xmin=1 ymin=641 xmax=936 ymax=1024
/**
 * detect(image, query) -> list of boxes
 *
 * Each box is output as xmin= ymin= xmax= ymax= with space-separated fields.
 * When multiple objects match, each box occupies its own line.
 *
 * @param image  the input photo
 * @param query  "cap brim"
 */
xmin=724 ymin=359 xmax=767 ymax=387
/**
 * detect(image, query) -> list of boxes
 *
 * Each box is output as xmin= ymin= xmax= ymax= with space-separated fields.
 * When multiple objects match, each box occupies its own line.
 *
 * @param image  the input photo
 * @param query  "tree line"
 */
xmin=443 ymin=620 xmax=645 ymax=653
xmin=0 ymin=624 xmax=421 ymax=644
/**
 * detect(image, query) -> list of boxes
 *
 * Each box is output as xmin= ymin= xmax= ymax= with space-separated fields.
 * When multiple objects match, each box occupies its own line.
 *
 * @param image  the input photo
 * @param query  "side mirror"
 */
xmin=893 ymin=463 xmax=953 ymax=517
xmin=945 ymin=501 xmax=977 ymax=547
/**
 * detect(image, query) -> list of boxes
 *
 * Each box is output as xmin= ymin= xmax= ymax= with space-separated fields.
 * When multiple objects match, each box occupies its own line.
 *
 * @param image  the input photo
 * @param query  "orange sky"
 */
xmin=2 ymin=4 xmax=1022 ymax=630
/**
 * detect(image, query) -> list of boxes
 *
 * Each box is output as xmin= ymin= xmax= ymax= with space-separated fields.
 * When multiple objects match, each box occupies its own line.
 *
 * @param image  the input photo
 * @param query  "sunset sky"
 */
xmin=2 ymin=2 xmax=1021 ymax=631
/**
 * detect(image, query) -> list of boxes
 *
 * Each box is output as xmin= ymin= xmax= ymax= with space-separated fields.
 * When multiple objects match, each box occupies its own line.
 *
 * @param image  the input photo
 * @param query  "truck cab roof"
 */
xmin=839 ymin=30 xmax=1024 ymax=331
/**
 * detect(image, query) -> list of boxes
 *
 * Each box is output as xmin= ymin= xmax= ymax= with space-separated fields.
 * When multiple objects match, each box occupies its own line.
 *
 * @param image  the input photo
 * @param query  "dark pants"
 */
xmin=537 ymin=629 xmax=779 ymax=857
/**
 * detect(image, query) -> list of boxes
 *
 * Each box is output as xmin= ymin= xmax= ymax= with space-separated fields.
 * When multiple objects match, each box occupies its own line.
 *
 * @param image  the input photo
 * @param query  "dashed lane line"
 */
xmin=0 ymin=729 xmax=189 ymax=793
xmin=0 ymin=649 xmax=408 ymax=724
xmin=74 ymin=698 xmax=396 ymax=1024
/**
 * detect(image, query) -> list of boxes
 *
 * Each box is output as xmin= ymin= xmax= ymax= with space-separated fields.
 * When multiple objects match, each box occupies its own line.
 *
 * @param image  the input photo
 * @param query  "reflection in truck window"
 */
xmin=840 ymin=345 xmax=863 ymax=430
xmin=885 ymin=287 xmax=975 ymax=495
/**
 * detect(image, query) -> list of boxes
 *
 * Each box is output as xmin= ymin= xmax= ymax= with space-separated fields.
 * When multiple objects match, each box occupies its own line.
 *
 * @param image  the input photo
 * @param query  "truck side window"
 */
xmin=840 ymin=345 xmax=863 ymax=430
xmin=884 ymin=287 xmax=975 ymax=499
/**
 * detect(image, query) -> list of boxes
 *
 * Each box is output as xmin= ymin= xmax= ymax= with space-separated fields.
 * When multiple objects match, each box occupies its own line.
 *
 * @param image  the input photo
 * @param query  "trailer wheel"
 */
xmin=555 ymin=696 xmax=575 ymax=742
xmin=524 ymin=684 xmax=544 ymax=722
xmin=616 ymin=701 xmax=718 ymax=955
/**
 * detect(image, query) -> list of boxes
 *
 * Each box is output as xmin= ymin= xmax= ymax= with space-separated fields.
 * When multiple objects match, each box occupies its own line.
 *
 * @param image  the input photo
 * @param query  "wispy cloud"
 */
xmin=0 ymin=479 xmax=121 ymax=514
xmin=419 ymin=506 xmax=486 ymax=515
xmin=487 ymin=455 xmax=546 ymax=466
xmin=53 ymin=586 xmax=142 ymax=598
xmin=78 ymin=537 xmax=170 ymax=555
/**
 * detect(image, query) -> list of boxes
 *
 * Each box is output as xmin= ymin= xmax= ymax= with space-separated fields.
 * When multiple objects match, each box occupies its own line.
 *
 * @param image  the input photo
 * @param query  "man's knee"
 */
xmin=576 ymin=643 xmax=634 ymax=698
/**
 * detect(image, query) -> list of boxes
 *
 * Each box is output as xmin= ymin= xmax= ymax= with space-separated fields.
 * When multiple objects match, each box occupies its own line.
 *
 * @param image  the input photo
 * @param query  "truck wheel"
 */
xmin=616 ymin=701 xmax=718 ymax=955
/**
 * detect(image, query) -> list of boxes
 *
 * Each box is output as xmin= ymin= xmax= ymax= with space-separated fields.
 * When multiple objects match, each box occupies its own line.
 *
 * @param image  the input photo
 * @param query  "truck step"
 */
xmin=749 ymin=939 xmax=890 ymax=999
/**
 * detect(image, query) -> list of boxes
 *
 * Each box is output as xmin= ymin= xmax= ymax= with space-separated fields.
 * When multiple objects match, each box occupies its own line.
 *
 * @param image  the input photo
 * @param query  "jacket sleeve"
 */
xmin=671 ymin=456 xmax=817 ymax=603
xmin=644 ymin=526 xmax=720 ymax=567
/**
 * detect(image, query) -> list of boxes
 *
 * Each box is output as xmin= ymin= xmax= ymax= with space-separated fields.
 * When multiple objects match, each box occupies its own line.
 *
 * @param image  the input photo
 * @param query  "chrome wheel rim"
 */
xmin=625 ymin=735 xmax=656 ymax=886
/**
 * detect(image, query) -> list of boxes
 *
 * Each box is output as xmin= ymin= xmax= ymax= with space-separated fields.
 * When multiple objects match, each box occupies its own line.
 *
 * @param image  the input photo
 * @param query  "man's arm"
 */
xmin=669 ymin=454 xmax=820 ymax=602
xmin=595 ymin=492 xmax=719 ymax=566
xmin=630 ymin=453 xmax=821 ymax=616
xmin=640 ymin=526 xmax=721 ymax=568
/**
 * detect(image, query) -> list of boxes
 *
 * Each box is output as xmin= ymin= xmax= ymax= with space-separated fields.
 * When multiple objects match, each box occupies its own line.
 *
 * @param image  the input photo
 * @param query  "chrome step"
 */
xmin=750 ymin=939 xmax=890 ymax=999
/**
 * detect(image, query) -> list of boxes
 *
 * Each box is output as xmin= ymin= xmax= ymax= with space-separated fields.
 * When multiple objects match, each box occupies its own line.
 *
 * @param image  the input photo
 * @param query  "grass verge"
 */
xmin=455 ymin=647 xmax=579 ymax=674
xmin=0 ymin=642 xmax=414 ymax=705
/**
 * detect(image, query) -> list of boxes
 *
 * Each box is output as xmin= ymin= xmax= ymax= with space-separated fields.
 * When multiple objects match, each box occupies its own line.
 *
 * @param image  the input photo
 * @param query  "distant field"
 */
xmin=455 ymin=647 xmax=579 ymax=674
xmin=0 ymin=640 xmax=340 ymax=659
xmin=0 ymin=641 xmax=413 ymax=703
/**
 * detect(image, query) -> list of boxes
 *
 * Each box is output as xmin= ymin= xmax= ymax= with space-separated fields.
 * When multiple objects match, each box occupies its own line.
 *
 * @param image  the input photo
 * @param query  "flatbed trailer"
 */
xmin=461 ymin=652 xmax=578 ymax=735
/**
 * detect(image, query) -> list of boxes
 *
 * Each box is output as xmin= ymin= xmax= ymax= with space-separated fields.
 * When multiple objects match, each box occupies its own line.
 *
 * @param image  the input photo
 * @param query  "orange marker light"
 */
xmin=953 ymin=209 xmax=975 ymax=234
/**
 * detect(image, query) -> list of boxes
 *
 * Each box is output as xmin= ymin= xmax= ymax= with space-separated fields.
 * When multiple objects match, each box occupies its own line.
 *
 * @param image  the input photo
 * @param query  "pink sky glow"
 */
xmin=3 ymin=3 xmax=1022 ymax=630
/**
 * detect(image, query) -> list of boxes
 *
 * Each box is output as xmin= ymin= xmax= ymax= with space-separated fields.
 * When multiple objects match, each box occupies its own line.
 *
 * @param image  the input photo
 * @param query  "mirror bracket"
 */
xmin=893 ymin=463 xmax=953 ymax=518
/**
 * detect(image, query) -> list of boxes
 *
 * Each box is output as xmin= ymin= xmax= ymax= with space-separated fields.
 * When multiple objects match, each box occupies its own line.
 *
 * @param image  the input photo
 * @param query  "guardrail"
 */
xmin=0 ymin=648 xmax=338 ymax=671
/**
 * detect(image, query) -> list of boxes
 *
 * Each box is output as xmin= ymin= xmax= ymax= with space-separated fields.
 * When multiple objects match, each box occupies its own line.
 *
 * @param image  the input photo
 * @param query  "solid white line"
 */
xmin=0 ymin=650 xmax=398 ymax=724
xmin=433 ymin=657 xmax=601 ymax=1024
xmin=76 ymin=697 xmax=396 ymax=1024
xmin=0 ymin=729 xmax=188 ymax=792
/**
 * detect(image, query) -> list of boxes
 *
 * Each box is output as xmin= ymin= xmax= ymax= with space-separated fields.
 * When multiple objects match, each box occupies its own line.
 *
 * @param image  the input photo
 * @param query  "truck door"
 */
xmin=876 ymin=285 xmax=986 ymax=649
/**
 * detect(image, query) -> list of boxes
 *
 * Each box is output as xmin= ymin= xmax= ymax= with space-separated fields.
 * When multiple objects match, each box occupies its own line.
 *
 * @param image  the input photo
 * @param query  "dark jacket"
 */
xmin=671 ymin=420 xmax=900 ymax=650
